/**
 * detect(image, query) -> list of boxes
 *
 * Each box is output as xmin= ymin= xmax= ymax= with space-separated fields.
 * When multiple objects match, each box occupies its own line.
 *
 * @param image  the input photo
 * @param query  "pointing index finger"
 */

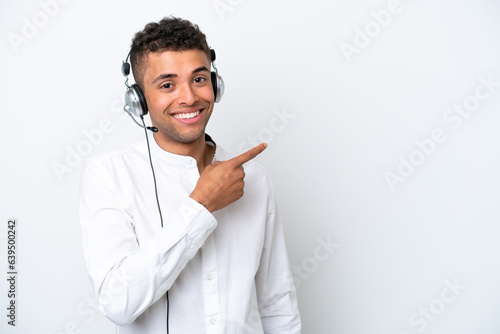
xmin=229 ymin=143 xmax=267 ymax=167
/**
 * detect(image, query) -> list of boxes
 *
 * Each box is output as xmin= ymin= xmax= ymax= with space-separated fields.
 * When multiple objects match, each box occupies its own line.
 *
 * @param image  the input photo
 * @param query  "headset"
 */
xmin=121 ymin=48 xmax=224 ymax=118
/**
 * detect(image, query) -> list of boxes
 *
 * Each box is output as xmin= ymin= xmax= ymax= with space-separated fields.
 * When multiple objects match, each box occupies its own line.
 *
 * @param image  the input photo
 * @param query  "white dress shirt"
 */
xmin=79 ymin=133 xmax=301 ymax=333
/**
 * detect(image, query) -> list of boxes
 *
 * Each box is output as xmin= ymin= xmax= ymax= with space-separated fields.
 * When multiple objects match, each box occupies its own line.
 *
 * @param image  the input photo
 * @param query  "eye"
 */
xmin=162 ymin=83 xmax=173 ymax=89
xmin=194 ymin=77 xmax=206 ymax=84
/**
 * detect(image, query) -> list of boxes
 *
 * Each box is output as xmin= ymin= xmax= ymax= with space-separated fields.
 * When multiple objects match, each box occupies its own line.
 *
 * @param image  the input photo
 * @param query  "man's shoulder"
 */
xmin=83 ymin=138 xmax=147 ymax=171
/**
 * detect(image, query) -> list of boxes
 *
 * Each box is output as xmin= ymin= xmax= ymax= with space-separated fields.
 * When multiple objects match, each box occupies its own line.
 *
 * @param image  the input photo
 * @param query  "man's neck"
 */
xmin=153 ymin=133 xmax=215 ymax=173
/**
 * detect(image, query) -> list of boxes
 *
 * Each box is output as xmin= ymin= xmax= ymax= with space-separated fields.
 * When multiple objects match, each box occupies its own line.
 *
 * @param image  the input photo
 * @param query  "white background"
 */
xmin=1 ymin=0 xmax=500 ymax=333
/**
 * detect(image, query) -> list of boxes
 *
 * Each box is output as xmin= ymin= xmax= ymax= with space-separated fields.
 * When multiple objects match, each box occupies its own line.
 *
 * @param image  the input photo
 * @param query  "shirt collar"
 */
xmin=149 ymin=132 xmax=218 ymax=167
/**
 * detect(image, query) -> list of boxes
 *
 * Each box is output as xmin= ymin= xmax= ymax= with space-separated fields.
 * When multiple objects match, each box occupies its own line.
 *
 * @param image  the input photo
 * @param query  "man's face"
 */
xmin=142 ymin=49 xmax=214 ymax=147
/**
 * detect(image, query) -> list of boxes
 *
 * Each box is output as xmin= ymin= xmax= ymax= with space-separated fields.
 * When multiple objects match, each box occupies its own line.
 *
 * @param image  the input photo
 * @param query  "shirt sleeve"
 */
xmin=255 ymin=174 xmax=301 ymax=333
xmin=79 ymin=160 xmax=217 ymax=326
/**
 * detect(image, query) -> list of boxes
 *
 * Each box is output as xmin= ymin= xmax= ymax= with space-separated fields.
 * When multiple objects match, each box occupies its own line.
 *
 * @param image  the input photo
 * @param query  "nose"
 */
xmin=177 ymin=83 xmax=197 ymax=105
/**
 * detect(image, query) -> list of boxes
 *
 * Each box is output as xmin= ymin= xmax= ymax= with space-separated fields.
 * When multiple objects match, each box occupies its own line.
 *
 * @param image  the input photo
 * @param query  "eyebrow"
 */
xmin=152 ymin=66 xmax=210 ymax=84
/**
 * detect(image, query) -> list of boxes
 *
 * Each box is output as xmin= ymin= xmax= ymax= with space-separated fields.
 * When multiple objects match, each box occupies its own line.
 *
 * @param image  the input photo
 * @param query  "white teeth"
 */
xmin=173 ymin=110 xmax=201 ymax=120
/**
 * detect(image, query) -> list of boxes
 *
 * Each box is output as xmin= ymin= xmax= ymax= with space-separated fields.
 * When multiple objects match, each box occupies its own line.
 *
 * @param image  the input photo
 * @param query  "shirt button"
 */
xmin=210 ymin=317 xmax=216 ymax=325
xmin=207 ymin=273 xmax=213 ymax=281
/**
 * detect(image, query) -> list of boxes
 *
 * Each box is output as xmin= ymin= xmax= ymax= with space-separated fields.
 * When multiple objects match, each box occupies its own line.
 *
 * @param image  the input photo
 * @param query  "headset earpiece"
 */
xmin=122 ymin=49 xmax=148 ymax=117
xmin=211 ymin=71 xmax=225 ymax=103
xmin=124 ymin=84 xmax=148 ymax=117
xmin=209 ymin=49 xmax=224 ymax=103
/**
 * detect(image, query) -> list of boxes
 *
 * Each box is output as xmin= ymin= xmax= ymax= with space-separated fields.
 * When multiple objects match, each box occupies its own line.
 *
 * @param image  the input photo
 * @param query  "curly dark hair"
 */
xmin=130 ymin=16 xmax=211 ymax=88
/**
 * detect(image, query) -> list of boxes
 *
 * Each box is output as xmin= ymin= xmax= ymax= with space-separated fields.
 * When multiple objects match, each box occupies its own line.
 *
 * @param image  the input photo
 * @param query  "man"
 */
xmin=79 ymin=16 xmax=300 ymax=333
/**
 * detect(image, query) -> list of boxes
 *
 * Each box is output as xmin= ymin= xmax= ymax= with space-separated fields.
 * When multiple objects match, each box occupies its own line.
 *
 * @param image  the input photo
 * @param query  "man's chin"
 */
xmin=154 ymin=128 xmax=206 ymax=146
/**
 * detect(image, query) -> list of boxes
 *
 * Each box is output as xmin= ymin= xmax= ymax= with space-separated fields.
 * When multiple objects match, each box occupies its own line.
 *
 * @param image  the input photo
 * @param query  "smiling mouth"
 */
xmin=172 ymin=109 xmax=202 ymax=120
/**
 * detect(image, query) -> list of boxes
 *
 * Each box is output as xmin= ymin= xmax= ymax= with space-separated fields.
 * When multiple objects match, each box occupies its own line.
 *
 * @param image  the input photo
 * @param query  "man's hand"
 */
xmin=190 ymin=143 xmax=267 ymax=213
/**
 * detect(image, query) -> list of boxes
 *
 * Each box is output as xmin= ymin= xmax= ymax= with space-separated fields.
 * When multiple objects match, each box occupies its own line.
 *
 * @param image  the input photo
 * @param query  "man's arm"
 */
xmin=79 ymin=161 xmax=217 ymax=326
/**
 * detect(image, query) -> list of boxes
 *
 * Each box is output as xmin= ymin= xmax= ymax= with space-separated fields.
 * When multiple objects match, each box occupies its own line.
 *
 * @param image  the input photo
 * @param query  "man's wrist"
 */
xmin=189 ymin=193 xmax=212 ymax=212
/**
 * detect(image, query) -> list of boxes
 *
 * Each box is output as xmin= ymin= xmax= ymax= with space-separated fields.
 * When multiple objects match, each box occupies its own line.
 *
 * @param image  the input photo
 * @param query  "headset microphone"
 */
xmin=123 ymin=104 xmax=158 ymax=132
